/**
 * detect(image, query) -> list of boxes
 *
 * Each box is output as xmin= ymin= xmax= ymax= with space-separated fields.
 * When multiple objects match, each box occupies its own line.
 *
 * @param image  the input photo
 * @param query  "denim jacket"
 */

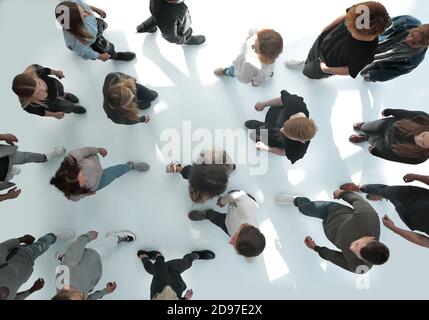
xmin=360 ymin=16 xmax=427 ymax=82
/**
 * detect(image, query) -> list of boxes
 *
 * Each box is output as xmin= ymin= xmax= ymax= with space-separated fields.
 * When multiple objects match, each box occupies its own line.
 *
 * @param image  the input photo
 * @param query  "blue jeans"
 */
xmin=96 ymin=164 xmax=131 ymax=191
xmin=294 ymin=197 xmax=337 ymax=233
xmin=26 ymin=233 xmax=57 ymax=260
xmin=224 ymin=65 xmax=235 ymax=77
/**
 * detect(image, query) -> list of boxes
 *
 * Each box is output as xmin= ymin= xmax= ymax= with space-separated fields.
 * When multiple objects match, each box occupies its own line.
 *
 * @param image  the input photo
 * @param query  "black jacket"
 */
xmin=150 ymin=0 xmax=192 ymax=44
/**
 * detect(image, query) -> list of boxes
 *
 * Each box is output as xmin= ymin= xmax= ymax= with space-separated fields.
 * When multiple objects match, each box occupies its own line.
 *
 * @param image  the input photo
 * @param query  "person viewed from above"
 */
xmin=286 ymin=1 xmax=391 ymax=79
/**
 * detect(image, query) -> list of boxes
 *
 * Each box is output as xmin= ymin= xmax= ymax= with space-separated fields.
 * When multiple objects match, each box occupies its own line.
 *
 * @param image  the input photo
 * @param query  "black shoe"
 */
xmin=73 ymin=106 xmax=86 ymax=114
xmin=188 ymin=210 xmax=209 ymax=221
xmin=245 ymin=120 xmax=264 ymax=130
xmin=114 ymin=52 xmax=136 ymax=61
xmin=137 ymin=24 xmax=158 ymax=33
xmin=186 ymin=35 xmax=206 ymax=45
xmin=192 ymin=250 xmax=215 ymax=260
xmin=65 ymin=93 xmax=79 ymax=103
xmin=137 ymin=250 xmax=161 ymax=260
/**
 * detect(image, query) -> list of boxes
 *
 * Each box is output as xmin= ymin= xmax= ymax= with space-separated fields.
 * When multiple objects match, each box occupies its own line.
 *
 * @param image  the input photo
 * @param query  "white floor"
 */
xmin=1 ymin=0 xmax=429 ymax=300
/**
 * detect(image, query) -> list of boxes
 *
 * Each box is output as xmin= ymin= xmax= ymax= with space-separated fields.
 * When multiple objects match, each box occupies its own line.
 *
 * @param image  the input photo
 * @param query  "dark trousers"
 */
xmin=142 ymin=254 xmax=197 ymax=299
xmin=91 ymin=18 xmax=118 ymax=59
xmin=294 ymin=197 xmax=339 ymax=233
xmin=136 ymin=84 xmax=158 ymax=110
xmin=361 ymin=119 xmax=391 ymax=152
xmin=139 ymin=16 xmax=194 ymax=44
xmin=303 ymin=34 xmax=332 ymax=80
xmin=360 ymin=184 xmax=419 ymax=226
xmin=51 ymin=98 xmax=78 ymax=113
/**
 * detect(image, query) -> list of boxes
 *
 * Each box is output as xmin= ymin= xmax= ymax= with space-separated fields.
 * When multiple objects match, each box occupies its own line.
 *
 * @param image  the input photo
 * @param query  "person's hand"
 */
xmin=98 ymin=148 xmax=108 ymax=157
xmin=95 ymin=8 xmax=107 ymax=19
xmin=320 ymin=61 xmax=328 ymax=72
xmin=105 ymin=282 xmax=117 ymax=294
xmin=254 ymin=102 xmax=266 ymax=112
xmin=251 ymin=80 xmax=258 ymax=87
xmin=2 ymin=134 xmax=18 ymax=145
xmin=184 ymin=289 xmax=193 ymax=300
xmin=403 ymin=174 xmax=418 ymax=183
xmin=54 ymin=112 xmax=65 ymax=120
xmin=143 ymin=116 xmax=150 ymax=123
xmin=255 ymin=141 xmax=269 ymax=151
xmin=29 ymin=278 xmax=45 ymax=293
xmin=382 ymin=215 xmax=396 ymax=230
xmin=333 ymin=189 xmax=345 ymax=200
xmin=87 ymin=231 xmax=98 ymax=240
xmin=304 ymin=236 xmax=317 ymax=250
xmin=216 ymin=197 xmax=225 ymax=208
xmin=19 ymin=235 xmax=35 ymax=245
xmin=99 ymin=53 xmax=111 ymax=62
xmin=6 ymin=187 xmax=21 ymax=200
xmin=54 ymin=70 xmax=65 ymax=79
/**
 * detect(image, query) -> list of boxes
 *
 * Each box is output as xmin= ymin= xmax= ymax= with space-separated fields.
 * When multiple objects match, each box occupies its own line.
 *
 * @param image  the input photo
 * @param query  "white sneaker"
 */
xmin=106 ymin=231 xmax=136 ymax=244
xmin=11 ymin=166 xmax=21 ymax=176
xmin=275 ymin=194 xmax=297 ymax=206
xmin=285 ymin=60 xmax=305 ymax=70
xmin=45 ymin=146 xmax=66 ymax=161
xmin=53 ymin=228 xmax=75 ymax=241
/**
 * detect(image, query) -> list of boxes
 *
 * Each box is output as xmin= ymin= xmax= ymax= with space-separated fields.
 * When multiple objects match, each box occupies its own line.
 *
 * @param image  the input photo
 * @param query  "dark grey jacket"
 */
xmin=0 ymin=145 xmax=19 ymax=191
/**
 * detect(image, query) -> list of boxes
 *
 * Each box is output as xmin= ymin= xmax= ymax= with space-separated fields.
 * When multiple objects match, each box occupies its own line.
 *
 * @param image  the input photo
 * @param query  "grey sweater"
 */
xmin=57 ymin=233 xmax=107 ymax=300
xmin=68 ymin=147 xmax=102 ymax=202
xmin=315 ymin=192 xmax=381 ymax=273
xmin=0 ymin=239 xmax=35 ymax=300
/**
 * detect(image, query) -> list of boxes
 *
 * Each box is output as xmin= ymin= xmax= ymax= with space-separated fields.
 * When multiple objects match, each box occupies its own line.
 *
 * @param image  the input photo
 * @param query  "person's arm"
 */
xmin=14 ymin=278 xmax=45 ymax=300
xmin=63 ymin=32 xmax=100 ymax=60
xmin=161 ymin=20 xmax=186 ymax=44
xmin=315 ymin=246 xmax=351 ymax=271
xmin=370 ymin=146 xmax=424 ymax=165
xmin=0 ymin=239 xmax=20 ymax=265
xmin=255 ymin=142 xmax=286 ymax=156
xmin=62 ymin=233 xmax=96 ymax=267
xmin=0 ymin=187 xmax=21 ymax=203
xmin=322 ymin=14 xmax=346 ymax=33
xmin=339 ymin=192 xmax=376 ymax=216
xmin=383 ymin=215 xmax=429 ymax=248
xmin=87 ymin=288 xmax=109 ymax=300
xmin=382 ymin=108 xmax=428 ymax=119
xmin=320 ymin=63 xmax=350 ymax=76
xmin=44 ymin=111 xmax=65 ymax=119
xmin=219 ymin=190 xmax=247 ymax=206
xmin=89 ymin=6 xmax=106 ymax=18
xmin=404 ymin=174 xmax=429 ymax=186
xmin=0 ymin=133 xmax=18 ymax=144
xmin=69 ymin=147 xmax=102 ymax=163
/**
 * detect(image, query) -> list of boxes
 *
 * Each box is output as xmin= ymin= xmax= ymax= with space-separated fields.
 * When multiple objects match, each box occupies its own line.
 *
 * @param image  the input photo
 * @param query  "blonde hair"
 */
xmin=104 ymin=74 xmax=140 ymax=122
xmin=12 ymin=65 xmax=47 ymax=109
xmin=283 ymin=118 xmax=318 ymax=141
xmin=256 ymin=29 xmax=284 ymax=65
xmin=152 ymin=286 xmax=179 ymax=300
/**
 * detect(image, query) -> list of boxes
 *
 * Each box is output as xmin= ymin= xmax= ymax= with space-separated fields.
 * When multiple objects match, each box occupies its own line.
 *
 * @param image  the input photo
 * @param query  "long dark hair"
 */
xmin=188 ymin=165 xmax=229 ymax=203
xmin=393 ymin=115 xmax=429 ymax=160
xmin=56 ymin=1 xmax=94 ymax=44
xmin=50 ymin=156 xmax=90 ymax=198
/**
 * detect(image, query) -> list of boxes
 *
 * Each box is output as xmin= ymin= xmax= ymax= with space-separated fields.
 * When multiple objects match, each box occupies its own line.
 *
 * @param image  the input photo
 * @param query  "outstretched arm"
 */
xmin=383 ymin=215 xmax=429 ymax=249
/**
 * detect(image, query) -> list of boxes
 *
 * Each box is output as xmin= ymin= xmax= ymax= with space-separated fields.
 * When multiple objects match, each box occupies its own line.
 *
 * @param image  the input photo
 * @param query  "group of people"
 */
xmin=1 ymin=0 xmax=429 ymax=300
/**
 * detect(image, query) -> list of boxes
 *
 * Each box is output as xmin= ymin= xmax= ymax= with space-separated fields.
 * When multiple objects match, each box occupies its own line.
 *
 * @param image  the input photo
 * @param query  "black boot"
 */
xmin=73 ymin=106 xmax=86 ymax=114
xmin=114 ymin=52 xmax=136 ymax=61
xmin=245 ymin=120 xmax=264 ymax=130
xmin=65 ymin=93 xmax=79 ymax=103
xmin=192 ymin=250 xmax=215 ymax=260
xmin=137 ymin=24 xmax=158 ymax=33
xmin=186 ymin=35 xmax=206 ymax=45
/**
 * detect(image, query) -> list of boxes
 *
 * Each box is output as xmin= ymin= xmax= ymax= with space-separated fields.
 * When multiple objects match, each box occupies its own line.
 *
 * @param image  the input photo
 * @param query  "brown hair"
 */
xmin=256 ymin=29 xmax=284 ymax=65
xmin=282 ymin=118 xmax=318 ymax=141
xmin=345 ymin=1 xmax=391 ymax=38
xmin=236 ymin=226 xmax=266 ymax=258
xmin=56 ymin=1 xmax=94 ymax=44
xmin=50 ymin=156 xmax=90 ymax=198
xmin=392 ymin=115 xmax=429 ymax=160
xmin=104 ymin=75 xmax=140 ymax=122
xmin=360 ymin=241 xmax=390 ymax=265
xmin=411 ymin=24 xmax=429 ymax=48
xmin=188 ymin=165 xmax=229 ymax=203
xmin=12 ymin=65 xmax=47 ymax=109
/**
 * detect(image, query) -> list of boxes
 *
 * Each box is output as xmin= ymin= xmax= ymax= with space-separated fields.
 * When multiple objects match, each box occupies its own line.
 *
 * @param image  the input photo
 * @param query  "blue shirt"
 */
xmin=61 ymin=0 xmax=99 ymax=60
